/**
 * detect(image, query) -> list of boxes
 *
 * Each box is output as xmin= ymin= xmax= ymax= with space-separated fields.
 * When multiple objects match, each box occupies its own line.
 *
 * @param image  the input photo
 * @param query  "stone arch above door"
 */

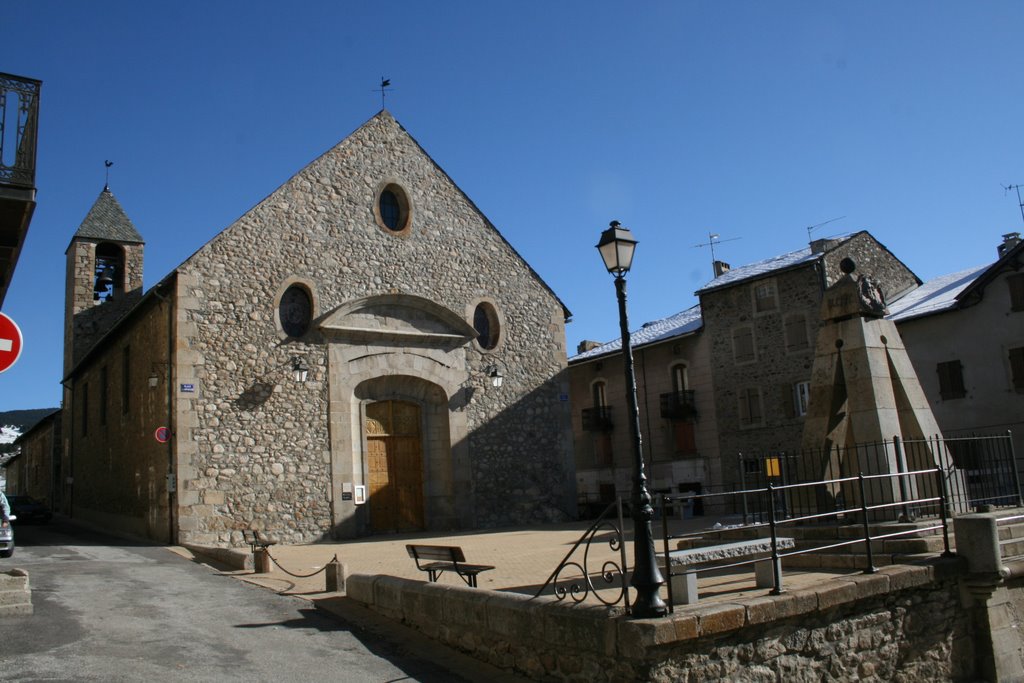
xmin=350 ymin=375 xmax=460 ymax=534
xmin=319 ymin=293 xmax=478 ymax=351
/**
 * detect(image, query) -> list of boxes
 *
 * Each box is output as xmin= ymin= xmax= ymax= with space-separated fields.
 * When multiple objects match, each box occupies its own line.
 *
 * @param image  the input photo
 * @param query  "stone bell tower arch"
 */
xmin=63 ymin=186 xmax=144 ymax=374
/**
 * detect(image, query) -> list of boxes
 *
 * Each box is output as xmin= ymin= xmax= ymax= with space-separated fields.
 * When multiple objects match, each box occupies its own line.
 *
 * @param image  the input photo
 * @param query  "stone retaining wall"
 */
xmin=0 ymin=569 xmax=33 ymax=617
xmin=345 ymin=559 xmax=973 ymax=681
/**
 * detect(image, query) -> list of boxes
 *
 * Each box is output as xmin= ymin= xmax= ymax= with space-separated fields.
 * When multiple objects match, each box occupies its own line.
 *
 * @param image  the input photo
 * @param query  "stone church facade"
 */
xmin=62 ymin=111 xmax=575 ymax=546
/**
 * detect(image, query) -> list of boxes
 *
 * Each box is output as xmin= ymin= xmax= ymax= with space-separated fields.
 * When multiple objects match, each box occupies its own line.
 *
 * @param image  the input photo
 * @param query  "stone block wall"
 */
xmin=0 ymin=569 xmax=32 ymax=617
xmin=345 ymin=559 xmax=974 ymax=682
xmin=173 ymin=112 xmax=574 ymax=544
xmin=700 ymin=232 xmax=919 ymax=490
xmin=65 ymin=295 xmax=174 ymax=542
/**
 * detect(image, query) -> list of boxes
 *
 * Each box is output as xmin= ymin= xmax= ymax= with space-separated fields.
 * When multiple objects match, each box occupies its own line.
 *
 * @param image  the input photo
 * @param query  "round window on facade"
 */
xmin=473 ymin=302 xmax=500 ymax=350
xmin=376 ymin=183 xmax=411 ymax=233
xmin=279 ymin=285 xmax=312 ymax=338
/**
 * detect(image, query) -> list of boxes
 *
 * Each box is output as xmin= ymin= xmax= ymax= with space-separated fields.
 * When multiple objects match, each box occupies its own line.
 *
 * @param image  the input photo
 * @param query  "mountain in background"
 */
xmin=0 ymin=407 xmax=59 ymax=453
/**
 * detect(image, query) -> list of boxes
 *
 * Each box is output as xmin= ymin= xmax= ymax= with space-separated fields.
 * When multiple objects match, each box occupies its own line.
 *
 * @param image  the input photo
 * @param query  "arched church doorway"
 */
xmin=365 ymin=400 xmax=424 ymax=532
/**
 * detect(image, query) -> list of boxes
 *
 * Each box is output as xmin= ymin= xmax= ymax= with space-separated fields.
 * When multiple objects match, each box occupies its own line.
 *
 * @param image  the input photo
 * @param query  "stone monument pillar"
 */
xmin=801 ymin=258 xmax=949 ymax=518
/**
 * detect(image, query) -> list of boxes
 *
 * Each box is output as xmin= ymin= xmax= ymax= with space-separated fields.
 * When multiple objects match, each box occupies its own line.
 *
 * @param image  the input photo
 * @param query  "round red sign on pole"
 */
xmin=155 ymin=427 xmax=170 ymax=443
xmin=0 ymin=312 xmax=24 ymax=374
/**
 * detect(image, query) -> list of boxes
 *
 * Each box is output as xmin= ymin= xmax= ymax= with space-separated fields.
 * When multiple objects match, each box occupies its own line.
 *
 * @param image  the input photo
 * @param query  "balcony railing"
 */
xmin=581 ymin=406 xmax=614 ymax=432
xmin=0 ymin=73 xmax=41 ymax=188
xmin=660 ymin=390 xmax=697 ymax=420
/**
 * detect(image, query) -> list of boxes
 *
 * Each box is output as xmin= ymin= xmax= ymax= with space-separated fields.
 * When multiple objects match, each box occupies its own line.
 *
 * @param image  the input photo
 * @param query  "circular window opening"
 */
xmin=377 ymin=183 xmax=410 ymax=232
xmin=280 ymin=285 xmax=312 ymax=338
xmin=473 ymin=302 xmax=500 ymax=350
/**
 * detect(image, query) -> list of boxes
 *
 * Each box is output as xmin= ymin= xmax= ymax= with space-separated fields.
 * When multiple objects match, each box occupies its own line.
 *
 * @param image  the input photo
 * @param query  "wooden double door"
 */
xmin=365 ymin=400 xmax=425 ymax=533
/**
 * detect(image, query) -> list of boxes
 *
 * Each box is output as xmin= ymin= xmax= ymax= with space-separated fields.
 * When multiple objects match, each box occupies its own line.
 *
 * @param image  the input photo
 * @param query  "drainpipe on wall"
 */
xmin=153 ymin=279 xmax=176 ymax=544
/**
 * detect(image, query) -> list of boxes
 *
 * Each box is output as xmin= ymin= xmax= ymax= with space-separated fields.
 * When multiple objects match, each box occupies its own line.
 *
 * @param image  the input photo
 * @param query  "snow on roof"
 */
xmin=696 ymin=245 xmax=822 ymax=293
xmin=887 ymin=263 xmax=990 ymax=322
xmin=570 ymin=304 xmax=703 ymax=363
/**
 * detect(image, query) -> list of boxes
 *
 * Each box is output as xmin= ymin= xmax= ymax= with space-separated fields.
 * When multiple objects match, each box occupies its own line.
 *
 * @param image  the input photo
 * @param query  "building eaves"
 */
xmin=887 ymin=264 xmax=989 ymax=322
xmin=70 ymin=187 xmax=144 ymax=245
xmin=569 ymin=304 xmax=703 ymax=365
xmin=955 ymin=238 xmax=1024 ymax=307
xmin=12 ymin=408 xmax=61 ymax=445
xmin=62 ymin=272 xmax=176 ymax=384
xmin=693 ymin=237 xmax=855 ymax=295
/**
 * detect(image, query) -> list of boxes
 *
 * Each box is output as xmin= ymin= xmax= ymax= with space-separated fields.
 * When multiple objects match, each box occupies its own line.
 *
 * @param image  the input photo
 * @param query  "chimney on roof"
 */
xmin=810 ymin=238 xmax=841 ymax=254
xmin=577 ymin=340 xmax=602 ymax=354
xmin=998 ymin=232 xmax=1022 ymax=258
xmin=713 ymin=260 xmax=731 ymax=277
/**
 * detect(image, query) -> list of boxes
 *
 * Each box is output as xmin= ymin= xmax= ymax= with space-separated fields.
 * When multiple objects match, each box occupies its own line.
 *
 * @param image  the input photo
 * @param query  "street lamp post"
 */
xmin=596 ymin=221 xmax=668 ymax=619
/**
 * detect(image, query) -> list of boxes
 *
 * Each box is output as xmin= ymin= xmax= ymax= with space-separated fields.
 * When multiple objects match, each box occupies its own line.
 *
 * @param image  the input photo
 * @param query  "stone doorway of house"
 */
xmin=365 ymin=400 xmax=425 ymax=533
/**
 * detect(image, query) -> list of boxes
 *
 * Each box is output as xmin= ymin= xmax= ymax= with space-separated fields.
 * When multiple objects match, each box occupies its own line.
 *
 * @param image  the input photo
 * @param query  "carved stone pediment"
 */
xmin=319 ymin=294 xmax=477 ymax=350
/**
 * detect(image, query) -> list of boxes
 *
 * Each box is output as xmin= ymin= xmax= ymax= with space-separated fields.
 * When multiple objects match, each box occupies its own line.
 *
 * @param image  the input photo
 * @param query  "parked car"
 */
xmin=8 ymin=496 xmax=52 ymax=524
xmin=0 ymin=516 xmax=14 ymax=558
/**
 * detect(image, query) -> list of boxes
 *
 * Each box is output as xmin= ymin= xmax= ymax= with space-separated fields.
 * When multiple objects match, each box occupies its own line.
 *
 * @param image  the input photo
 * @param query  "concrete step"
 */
xmin=0 ymin=588 xmax=32 ymax=607
xmin=0 ymin=603 xmax=33 ymax=617
xmin=0 ymin=569 xmax=32 ymax=618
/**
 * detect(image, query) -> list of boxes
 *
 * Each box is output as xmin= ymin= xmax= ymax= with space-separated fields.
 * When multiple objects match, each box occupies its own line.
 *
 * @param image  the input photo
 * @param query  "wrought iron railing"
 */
xmin=659 ymin=390 xmax=697 ymax=420
xmin=0 ymin=72 xmax=41 ymax=188
xmin=658 ymin=467 xmax=954 ymax=612
xmin=533 ymin=499 xmax=631 ymax=611
xmin=581 ymin=406 xmax=614 ymax=432
xmin=736 ymin=432 xmax=1020 ymax=523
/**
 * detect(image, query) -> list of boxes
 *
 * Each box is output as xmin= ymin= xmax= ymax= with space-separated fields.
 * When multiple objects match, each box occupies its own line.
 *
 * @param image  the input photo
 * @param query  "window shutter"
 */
xmin=1010 ymin=348 xmax=1024 ymax=390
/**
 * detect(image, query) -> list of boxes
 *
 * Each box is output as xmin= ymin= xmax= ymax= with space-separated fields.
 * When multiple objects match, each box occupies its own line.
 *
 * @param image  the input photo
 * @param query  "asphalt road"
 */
xmin=0 ymin=520 xmax=500 ymax=682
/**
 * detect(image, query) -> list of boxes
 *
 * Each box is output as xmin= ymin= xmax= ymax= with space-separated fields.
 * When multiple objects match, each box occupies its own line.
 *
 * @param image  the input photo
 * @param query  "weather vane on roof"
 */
xmin=104 ymin=160 xmax=113 ymax=191
xmin=378 ymin=77 xmax=393 ymax=109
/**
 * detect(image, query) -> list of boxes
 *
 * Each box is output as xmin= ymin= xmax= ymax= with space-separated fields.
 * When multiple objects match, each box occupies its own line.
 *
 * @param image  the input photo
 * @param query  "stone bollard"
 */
xmin=953 ymin=513 xmax=1008 ymax=579
xmin=254 ymin=548 xmax=273 ymax=574
xmin=952 ymin=512 xmax=1022 ymax=682
xmin=325 ymin=555 xmax=347 ymax=593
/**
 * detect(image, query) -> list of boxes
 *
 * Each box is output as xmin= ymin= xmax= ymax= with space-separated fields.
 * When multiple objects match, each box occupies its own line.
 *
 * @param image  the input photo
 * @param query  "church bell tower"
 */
xmin=63 ymin=185 xmax=145 ymax=375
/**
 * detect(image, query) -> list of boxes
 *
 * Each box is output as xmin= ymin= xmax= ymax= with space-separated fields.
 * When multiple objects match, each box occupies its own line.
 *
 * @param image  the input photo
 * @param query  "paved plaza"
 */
xmin=203 ymin=515 xmax=864 ymax=609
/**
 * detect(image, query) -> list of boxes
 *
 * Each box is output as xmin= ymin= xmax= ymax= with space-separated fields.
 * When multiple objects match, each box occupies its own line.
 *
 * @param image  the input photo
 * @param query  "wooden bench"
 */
xmin=242 ymin=530 xmax=277 ymax=555
xmin=661 ymin=537 xmax=795 ymax=605
xmin=406 ymin=544 xmax=495 ymax=588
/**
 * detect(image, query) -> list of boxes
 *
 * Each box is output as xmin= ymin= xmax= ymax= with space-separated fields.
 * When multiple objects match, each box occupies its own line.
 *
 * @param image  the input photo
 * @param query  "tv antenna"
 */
xmin=806 ymin=215 xmax=845 ymax=243
xmin=693 ymin=232 xmax=741 ymax=274
xmin=1003 ymin=184 xmax=1024 ymax=226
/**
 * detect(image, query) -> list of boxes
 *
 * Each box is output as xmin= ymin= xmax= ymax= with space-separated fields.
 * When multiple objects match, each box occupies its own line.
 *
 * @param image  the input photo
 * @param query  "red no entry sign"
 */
xmin=0 ymin=312 xmax=23 ymax=374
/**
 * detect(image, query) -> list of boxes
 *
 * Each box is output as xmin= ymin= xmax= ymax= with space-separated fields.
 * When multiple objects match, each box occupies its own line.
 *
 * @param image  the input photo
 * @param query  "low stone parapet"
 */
xmin=345 ymin=557 xmax=970 ymax=681
xmin=0 ymin=568 xmax=33 ymax=617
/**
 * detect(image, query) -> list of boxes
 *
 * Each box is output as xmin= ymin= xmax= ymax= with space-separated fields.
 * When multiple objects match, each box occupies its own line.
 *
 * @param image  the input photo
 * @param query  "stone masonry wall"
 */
xmin=701 ymin=232 xmax=919 ymax=490
xmin=174 ymin=112 xmax=574 ymax=545
xmin=345 ymin=559 xmax=973 ymax=682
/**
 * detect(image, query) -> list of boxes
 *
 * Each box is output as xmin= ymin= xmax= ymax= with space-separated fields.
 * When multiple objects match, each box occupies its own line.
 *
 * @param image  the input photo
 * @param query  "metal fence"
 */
xmin=735 ymin=432 xmax=1020 ymax=524
xmin=658 ymin=467 xmax=955 ymax=611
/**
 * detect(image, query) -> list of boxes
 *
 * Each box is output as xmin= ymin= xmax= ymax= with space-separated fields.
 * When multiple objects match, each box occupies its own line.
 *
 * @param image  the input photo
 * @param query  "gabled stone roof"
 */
xmin=72 ymin=187 xmax=144 ymax=244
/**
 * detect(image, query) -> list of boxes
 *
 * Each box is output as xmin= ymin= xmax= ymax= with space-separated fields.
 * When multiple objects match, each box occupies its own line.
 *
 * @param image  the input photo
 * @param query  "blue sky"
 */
xmin=2 ymin=1 xmax=1023 ymax=411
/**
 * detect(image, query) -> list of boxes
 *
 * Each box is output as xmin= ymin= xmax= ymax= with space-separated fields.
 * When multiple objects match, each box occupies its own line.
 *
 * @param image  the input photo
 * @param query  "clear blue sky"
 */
xmin=2 ymin=2 xmax=1023 ymax=411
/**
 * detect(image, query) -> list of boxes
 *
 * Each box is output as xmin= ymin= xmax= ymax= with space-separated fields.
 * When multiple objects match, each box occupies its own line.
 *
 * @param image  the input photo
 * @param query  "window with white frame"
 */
xmin=794 ymin=381 xmax=811 ymax=416
xmin=753 ymin=280 xmax=778 ymax=313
